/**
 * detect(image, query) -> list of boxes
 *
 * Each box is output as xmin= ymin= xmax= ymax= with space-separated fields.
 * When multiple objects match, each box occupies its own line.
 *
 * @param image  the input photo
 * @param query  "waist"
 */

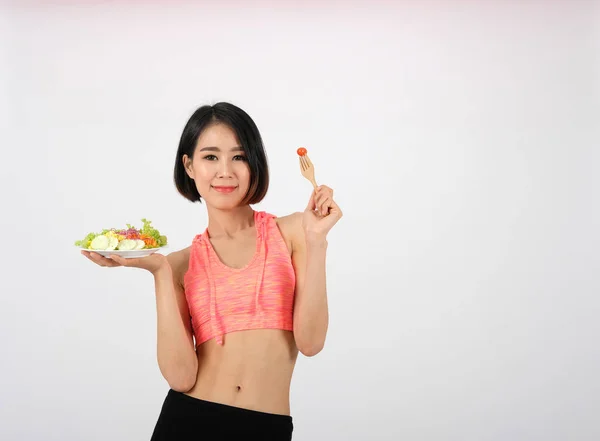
xmin=187 ymin=329 xmax=298 ymax=415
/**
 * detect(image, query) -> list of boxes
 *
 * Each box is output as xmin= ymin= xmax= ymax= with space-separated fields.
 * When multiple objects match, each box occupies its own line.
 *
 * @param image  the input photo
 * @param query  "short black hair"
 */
xmin=173 ymin=102 xmax=269 ymax=205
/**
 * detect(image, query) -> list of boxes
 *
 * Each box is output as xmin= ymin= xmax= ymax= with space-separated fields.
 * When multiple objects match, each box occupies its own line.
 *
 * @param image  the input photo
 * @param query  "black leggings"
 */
xmin=150 ymin=389 xmax=294 ymax=441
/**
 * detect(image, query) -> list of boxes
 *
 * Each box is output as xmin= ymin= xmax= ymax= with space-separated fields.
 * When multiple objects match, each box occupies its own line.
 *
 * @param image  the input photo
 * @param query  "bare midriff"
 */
xmin=184 ymin=328 xmax=299 ymax=416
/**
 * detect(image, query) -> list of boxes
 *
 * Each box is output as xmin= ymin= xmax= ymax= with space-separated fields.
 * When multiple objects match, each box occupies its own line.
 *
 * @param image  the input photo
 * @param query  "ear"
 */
xmin=182 ymin=154 xmax=194 ymax=179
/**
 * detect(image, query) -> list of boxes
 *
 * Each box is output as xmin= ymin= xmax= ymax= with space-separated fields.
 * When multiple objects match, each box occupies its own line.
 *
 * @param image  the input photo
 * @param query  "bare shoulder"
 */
xmin=275 ymin=212 xmax=304 ymax=253
xmin=275 ymin=211 xmax=302 ymax=229
xmin=165 ymin=246 xmax=191 ymax=287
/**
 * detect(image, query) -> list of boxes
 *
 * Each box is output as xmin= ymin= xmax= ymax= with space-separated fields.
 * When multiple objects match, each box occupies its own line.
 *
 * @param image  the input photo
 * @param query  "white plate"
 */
xmin=79 ymin=247 xmax=166 ymax=259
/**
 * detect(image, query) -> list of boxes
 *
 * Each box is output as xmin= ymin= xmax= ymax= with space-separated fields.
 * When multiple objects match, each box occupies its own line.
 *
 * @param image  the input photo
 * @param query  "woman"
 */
xmin=81 ymin=102 xmax=342 ymax=440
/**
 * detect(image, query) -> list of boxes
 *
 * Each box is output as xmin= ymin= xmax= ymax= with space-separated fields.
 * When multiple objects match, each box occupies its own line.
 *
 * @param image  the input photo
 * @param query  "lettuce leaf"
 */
xmin=74 ymin=232 xmax=97 ymax=248
xmin=141 ymin=218 xmax=168 ymax=247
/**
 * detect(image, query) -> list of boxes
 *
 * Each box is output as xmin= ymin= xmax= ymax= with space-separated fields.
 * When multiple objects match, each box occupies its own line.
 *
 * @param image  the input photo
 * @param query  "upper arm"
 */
xmin=275 ymin=213 xmax=306 ymax=286
xmin=281 ymin=213 xmax=308 ymax=323
xmin=290 ymin=214 xmax=307 ymax=293
xmin=166 ymin=250 xmax=195 ymax=347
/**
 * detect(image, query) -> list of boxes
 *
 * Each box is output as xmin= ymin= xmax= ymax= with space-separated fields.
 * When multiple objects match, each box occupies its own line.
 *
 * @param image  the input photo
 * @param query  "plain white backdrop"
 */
xmin=1 ymin=1 xmax=599 ymax=440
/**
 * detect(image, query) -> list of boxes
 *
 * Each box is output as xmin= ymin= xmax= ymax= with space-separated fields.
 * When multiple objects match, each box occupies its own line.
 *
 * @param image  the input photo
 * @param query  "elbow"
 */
xmin=168 ymin=373 xmax=197 ymax=392
xmin=294 ymin=324 xmax=328 ymax=357
xmin=162 ymin=358 xmax=198 ymax=393
xmin=297 ymin=340 xmax=325 ymax=357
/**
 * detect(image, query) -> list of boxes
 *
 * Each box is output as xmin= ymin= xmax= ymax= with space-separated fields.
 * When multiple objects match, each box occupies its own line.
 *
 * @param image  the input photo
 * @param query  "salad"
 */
xmin=75 ymin=218 xmax=168 ymax=251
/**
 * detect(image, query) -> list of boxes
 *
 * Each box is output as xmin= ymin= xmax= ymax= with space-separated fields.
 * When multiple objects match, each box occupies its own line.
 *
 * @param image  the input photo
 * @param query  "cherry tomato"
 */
xmin=297 ymin=147 xmax=307 ymax=156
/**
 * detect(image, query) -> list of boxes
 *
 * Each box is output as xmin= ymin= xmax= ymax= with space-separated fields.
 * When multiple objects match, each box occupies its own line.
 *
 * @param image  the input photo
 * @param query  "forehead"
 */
xmin=196 ymin=123 xmax=240 ymax=148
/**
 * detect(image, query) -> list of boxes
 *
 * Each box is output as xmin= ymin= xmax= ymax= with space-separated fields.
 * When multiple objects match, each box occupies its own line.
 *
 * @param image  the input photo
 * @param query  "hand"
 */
xmin=302 ymin=185 xmax=343 ymax=241
xmin=81 ymin=250 xmax=169 ymax=275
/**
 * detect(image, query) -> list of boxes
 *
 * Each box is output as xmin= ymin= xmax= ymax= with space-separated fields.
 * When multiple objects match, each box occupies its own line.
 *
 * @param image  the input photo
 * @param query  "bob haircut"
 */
xmin=173 ymin=102 xmax=269 ymax=205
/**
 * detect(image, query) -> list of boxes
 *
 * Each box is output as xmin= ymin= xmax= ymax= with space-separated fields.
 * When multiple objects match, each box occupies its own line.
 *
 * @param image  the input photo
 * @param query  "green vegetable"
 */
xmin=75 ymin=218 xmax=168 ymax=249
xmin=74 ymin=232 xmax=97 ymax=248
xmin=140 ymin=218 xmax=168 ymax=247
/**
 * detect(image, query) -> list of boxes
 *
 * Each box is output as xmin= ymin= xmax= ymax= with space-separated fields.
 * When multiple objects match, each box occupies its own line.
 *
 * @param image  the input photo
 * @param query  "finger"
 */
xmin=319 ymin=196 xmax=332 ymax=216
xmin=87 ymin=251 xmax=121 ymax=267
xmin=317 ymin=190 xmax=333 ymax=211
xmin=82 ymin=253 xmax=97 ymax=263
xmin=317 ymin=185 xmax=333 ymax=196
xmin=108 ymin=254 xmax=123 ymax=265
xmin=314 ymin=192 xmax=324 ymax=210
xmin=81 ymin=250 xmax=97 ymax=259
xmin=305 ymin=189 xmax=316 ymax=212
xmin=315 ymin=186 xmax=333 ymax=204
xmin=328 ymin=198 xmax=343 ymax=218
xmin=85 ymin=251 xmax=102 ymax=262
xmin=109 ymin=255 xmax=133 ymax=266
xmin=319 ymin=200 xmax=342 ymax=229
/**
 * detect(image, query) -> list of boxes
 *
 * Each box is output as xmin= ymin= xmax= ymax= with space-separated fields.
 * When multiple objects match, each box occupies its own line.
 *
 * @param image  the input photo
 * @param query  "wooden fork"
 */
xmin=299 ymin=154 xmax=318 ymax=189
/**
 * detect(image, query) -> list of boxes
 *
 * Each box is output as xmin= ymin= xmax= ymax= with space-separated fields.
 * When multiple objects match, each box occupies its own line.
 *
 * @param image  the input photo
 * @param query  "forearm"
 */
xmin=294 ymin=239 xmax=329 ymax=356
xmin=153 ymin=267 xmax=198 ymax=391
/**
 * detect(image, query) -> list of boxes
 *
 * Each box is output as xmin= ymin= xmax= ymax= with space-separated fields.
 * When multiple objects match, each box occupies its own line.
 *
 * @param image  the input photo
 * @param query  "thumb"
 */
xmin=305 ymin=189 xmax=316 ymax=212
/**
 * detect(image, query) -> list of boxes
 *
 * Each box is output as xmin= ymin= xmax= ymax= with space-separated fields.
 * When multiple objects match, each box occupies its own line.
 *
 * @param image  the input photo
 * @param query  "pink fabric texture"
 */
xmin=183 ymin=211 xmax=296 ymax=346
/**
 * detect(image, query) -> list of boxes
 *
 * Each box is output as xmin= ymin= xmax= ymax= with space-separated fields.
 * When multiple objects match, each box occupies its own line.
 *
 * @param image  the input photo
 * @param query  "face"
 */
xmin=183 ymin=123 xmax=251 ymax=210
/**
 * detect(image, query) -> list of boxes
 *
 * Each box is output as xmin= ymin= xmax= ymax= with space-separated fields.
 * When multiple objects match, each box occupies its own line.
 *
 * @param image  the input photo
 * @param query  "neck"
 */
xmin=205 ymin=204 xmax=255 ymax=239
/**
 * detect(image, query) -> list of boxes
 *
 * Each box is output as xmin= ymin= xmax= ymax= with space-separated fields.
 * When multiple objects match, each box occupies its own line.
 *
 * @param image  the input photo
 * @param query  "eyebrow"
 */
xmin=199 ymin=146 xmax=244 ymax=152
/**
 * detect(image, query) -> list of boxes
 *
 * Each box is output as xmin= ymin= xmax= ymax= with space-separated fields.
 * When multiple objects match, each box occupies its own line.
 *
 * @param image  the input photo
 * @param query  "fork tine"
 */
xmin=298 ymin=154 xmax=317 ymax=189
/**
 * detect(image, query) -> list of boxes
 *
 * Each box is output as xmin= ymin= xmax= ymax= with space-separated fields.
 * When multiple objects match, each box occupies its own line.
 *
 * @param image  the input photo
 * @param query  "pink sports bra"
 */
xmin=183 ymin=211 xmax=296 ymax=346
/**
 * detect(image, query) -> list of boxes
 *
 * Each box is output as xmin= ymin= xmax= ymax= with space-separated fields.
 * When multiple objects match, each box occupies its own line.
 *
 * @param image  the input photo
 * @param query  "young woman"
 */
xmin=81 ymin=102 xmax=342 ymax=440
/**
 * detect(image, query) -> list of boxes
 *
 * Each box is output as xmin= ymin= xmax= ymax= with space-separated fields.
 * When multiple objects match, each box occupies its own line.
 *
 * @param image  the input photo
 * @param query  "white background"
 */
xmin=1 ymin=1 xmax=599 ymax=440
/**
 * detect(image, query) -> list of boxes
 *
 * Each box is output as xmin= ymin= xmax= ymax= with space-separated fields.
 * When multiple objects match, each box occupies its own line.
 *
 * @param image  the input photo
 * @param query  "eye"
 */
xmin=233 ymin=155 xmax=247 ymax=161
xmin=203 ymin=154 xmax=218 ymax=161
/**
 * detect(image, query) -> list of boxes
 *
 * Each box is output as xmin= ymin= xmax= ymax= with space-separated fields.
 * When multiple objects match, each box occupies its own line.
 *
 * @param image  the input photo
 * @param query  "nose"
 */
xmin=216 ymin=158 xmax=233 ymax=178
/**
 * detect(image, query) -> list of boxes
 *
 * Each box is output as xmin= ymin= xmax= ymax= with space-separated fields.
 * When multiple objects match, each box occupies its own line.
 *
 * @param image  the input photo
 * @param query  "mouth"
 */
xmin=211 ymin=185 xmax=238 ymax=194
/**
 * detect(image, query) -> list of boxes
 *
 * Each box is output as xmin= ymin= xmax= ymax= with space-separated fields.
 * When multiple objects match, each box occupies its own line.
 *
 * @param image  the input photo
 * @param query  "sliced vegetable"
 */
xmin=90 ymin=235 xmax=109 ymax=250
xmin=75 ymin=218 xmax=168 ymax=250
xmin=117 ymin=239 xmax=137 ymax=251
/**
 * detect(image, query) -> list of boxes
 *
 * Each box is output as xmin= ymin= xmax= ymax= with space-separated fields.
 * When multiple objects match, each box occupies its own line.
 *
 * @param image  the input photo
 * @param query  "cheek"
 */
xmin=239 ymin=166 xmax=251 ymax=186
xmin=193 ymin=161 xmax=212 ymax=180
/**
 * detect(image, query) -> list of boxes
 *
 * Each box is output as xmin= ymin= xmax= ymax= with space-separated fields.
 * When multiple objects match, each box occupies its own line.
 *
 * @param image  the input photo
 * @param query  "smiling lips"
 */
xmin=212 ymin=185 xmax=237 ymax=194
